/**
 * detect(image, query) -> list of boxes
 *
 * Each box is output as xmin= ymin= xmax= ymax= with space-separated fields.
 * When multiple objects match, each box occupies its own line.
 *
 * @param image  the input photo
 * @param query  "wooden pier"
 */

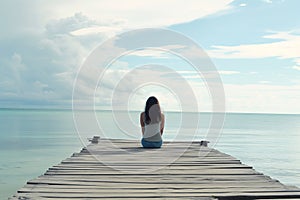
xmin=11 ymin=138 xmax=300 ymax=199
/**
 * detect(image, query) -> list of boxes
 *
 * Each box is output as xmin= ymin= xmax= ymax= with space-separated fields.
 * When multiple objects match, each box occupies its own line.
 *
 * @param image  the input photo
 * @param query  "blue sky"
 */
xmin=0 ymin=0 xmax=299 ymax=113
xmin=167 ymin=0 xmax=300 ymax=94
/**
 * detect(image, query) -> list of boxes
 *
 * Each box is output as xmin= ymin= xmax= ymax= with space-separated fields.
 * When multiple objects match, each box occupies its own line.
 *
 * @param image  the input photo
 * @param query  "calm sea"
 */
xmin=0 ymin=109 xmax=300 ymax=199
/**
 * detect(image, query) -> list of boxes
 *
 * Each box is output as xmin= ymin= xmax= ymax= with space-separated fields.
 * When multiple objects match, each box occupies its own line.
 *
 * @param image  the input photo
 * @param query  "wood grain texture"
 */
xmin=10 ymin=139 xmax=300 ymax=199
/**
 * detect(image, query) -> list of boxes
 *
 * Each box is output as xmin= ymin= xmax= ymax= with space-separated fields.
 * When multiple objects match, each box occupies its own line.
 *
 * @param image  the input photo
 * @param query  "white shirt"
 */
xmin=143 ymin=122 xmax=162 ymax=142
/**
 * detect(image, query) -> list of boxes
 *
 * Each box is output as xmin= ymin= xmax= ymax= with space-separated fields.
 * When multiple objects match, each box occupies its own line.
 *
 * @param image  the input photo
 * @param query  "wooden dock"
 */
xmin=11 ymin=139 xmax=300 ymax=199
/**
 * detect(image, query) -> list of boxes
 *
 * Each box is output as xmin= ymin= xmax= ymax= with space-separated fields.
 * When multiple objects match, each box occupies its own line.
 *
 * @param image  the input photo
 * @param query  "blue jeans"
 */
xmin=141 ymin=138 xmax=162 ymax=148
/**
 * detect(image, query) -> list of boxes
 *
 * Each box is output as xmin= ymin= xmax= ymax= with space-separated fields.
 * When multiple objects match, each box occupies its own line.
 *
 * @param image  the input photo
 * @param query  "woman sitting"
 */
xmin=140 ymin=96 xmax=165 ymax=148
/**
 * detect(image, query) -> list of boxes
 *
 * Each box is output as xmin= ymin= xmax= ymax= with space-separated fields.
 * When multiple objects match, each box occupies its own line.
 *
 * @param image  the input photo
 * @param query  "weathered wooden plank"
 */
xmin=12 ymin=191 xmax=300 ymax=198
xmin=60 ymin=161 xmax=243 ymax=165
xmin=18 ymin=187 xmax=299 ymax=194
xmin=49 ymin=165 xmax=253 ymax=170
xmin=28 ymin=175 xmax=278 ymax=184
xmin=23 ymin=182 xmax=287 ymax=189
xmin=44 ymin=168 xmax=259 ymax=175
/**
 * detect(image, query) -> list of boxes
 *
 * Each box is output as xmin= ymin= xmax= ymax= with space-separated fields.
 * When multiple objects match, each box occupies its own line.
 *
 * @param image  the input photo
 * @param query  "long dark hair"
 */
xmin=144 ymin=96 xmax=161 ymax=124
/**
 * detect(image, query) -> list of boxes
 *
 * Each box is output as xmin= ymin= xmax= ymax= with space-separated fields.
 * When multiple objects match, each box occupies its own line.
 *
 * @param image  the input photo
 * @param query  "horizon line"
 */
xmin=0 ymin=107 xmax=299 ymax=115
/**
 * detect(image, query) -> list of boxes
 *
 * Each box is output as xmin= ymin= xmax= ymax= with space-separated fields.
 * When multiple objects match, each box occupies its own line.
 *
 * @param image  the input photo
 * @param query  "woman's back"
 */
xmin=143 ymin=121 xmax=162 ymax=142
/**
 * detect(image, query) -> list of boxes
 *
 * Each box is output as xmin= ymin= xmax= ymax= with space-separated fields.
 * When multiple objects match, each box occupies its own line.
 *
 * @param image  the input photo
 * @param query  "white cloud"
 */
xmin=128 ymin=85 xmax=182 ymax=112
xmin=128 ymin=45 xmax=186 ymax=58
xmin=157 ymin=70 xmax=240 ymax=82
xmin=0 ymin=0 xmax=233 ymax=37
xmin=38 ymin=0 xmax=234 ymax=31
xmin=239 ymin=3 xmax=247 ymax=7
xmin=45 ymin=13 xmax=96 ymax=35
xmin=0 ymin=0 xmax=232 ymax=106
xmin=70 ymin=26 xmax=122 ymax=37
xmin=128 ymin=49 xmax=170 ymax=58
xmin=259 ymin=81 xmax=271 ymax=84
xmin=292 ymin=66 xmax=300 ymax=71
xmin=87 ymin=67 xmax=213 ymax=112
xmin=224 ymin=83 xmax=300 ymax=114
xmin=208 ymin=31 xmax=300 ymax=68
xmin=0 ymin=1 xmax=235 ymax=109
xmin=0 ymin=13 xmax=105 ymax=108
xmin=178 ymin=70 xmax=240 ymax=76
xmin=76 ymin=65 xmax=300 ymax=114
xmin=1 ymin=53 xmax=26 ymax=96
xmin=262 ymin=0 xmax=273 ymax=3
xmin=157 ymin=71 xmax=300 ymax=114
xmin=45 ymin=12 xmax=125 ymax=38
xmin=155 ymin=70 xmax=239 ymax=82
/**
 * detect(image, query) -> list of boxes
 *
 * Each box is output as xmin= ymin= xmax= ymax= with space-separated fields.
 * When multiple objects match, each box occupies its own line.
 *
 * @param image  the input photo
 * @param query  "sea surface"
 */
xmin=0 ymin=108 xmax=300 ymax=199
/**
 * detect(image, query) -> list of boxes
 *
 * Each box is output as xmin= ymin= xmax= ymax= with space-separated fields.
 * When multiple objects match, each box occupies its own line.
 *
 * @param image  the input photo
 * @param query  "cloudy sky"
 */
xmin=1 ymin=0 xmax=299 ymax=114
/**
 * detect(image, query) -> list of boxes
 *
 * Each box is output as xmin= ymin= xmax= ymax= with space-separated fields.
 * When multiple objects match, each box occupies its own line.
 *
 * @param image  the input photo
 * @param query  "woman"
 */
xmin=140 ymin=96 xmax=165 ymax=148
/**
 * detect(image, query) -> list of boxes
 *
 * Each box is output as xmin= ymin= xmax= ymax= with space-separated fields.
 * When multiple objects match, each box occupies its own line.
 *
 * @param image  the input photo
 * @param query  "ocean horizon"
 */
xmin=1 ymin=108 xmax=300 ymax=199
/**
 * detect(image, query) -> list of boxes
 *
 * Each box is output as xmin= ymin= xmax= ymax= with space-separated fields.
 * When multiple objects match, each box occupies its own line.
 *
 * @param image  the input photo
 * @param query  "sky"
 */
xmin=0 ymin=0 xmax=299 ymax=114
